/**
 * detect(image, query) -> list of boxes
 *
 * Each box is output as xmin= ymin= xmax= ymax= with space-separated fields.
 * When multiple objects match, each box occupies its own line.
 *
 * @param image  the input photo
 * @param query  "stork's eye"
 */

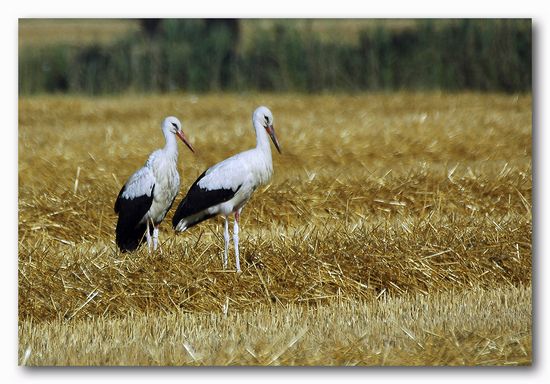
xmin=264 ymin=116 xmax=269 ymax=123
xmin=171 ymin=122 xmax=178 ymax=129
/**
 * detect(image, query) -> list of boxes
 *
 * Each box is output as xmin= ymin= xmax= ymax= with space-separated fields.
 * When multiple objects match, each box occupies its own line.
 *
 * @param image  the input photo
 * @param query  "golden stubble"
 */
xmin=18 ymin=92 xmax=532 ymax=365
xmin=19 ymin=286 xmax=531 ymax=366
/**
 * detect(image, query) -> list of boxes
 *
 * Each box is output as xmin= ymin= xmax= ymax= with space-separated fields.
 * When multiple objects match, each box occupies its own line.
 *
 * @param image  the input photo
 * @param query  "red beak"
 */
xmin=176 ymin=130 xmax=195 ymax=153
xmin=266 ymin=125 xmax=281 ymax=154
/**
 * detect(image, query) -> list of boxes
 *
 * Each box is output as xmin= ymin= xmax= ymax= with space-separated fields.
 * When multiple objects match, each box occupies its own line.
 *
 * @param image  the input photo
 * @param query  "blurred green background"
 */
xmin=18 ymin=19 xmax=531 ymax=94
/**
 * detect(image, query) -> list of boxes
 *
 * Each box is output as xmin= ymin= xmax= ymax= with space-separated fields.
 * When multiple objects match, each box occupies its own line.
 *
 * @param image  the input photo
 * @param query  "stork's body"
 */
xmin=115 ymin=116 xmax=194 ymax=252
xmin=172 ymin=106 xmax=281 ymax=272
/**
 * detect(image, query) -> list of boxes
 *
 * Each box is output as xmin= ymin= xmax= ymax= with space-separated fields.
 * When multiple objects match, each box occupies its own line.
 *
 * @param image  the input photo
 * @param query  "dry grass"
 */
xmin=18 ymin=19 xmax=424 ymax=49
xmin=240 ymin=19 xmax=421 ymax=47
xmin=18 ymin=92 xmax=532 ymax=365
xmin=18 ymin=19 xmax=377 ymax=49
xmin=18 ymin=19 xmax=139 ymax=48
xmin=19 ymin=285 xmax=531 ymax=366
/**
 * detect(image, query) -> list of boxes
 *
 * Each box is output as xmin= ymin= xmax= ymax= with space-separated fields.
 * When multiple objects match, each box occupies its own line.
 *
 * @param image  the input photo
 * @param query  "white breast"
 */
xmin=147 ymin=150 xmax=180 ymax=223
xmin=199 ymin=149 xmax=272 ymax=191
xmin=198 ymin=149 xmax=272 ymax=217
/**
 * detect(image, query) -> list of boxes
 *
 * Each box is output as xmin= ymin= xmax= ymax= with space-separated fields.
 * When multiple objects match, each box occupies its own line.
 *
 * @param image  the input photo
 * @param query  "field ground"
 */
xmin=19 ymin=285 xmax=530 ymax=366
xmin=18 ymin=92 xmax=532 ymax=365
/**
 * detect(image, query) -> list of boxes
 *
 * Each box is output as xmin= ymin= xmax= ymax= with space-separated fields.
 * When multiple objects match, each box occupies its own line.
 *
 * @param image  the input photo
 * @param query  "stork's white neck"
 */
xmin=251 ymin=119 xmax=274 ymax=185
xmin=254 ymin=120 xmax=272 ymax=158
xmin=162 ymin=128 xmax=179 ymax=160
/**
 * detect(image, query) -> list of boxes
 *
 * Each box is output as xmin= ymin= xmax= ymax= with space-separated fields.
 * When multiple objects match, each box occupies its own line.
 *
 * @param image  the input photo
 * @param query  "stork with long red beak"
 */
xmin=115 ymin=116 xmax=195 ymax=252
xmin=172 ymin=106 xmax=281 ymax=272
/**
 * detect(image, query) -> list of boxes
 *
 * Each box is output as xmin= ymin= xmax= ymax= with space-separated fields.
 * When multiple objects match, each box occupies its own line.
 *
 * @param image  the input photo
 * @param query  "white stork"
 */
xmin=172 ymin=106 xmax=281 ymax=272
xmin=114 ymin=116 xmax=194 ymax=252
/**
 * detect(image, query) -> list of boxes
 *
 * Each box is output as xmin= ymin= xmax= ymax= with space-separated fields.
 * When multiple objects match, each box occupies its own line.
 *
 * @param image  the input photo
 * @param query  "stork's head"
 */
xmin=253 ymin=106 xmax=281 ymax=154
xmin=163 ymin=116 xmax=195 ymax=153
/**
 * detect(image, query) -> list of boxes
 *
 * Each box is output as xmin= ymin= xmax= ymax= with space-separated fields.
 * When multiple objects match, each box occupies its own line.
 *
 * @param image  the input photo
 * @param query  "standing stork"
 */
xmin=114 ymin=116 xmax=194 ymax=252
xmin=172 ymin=106 xmax=281 ymax=272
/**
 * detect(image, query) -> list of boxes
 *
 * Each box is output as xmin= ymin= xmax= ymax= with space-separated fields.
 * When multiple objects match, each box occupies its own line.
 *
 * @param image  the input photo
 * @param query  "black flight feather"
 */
xmin=115 ymin=184 xmax=155 ymax=252
xmin=172 ymin=170 xmax=240 ymax=230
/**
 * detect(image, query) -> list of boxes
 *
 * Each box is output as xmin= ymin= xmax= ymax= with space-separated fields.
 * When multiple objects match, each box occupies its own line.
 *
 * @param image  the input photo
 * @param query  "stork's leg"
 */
xmin=223 ymin=216 xmax=229 ymax=269
xmin=233 ymin=209 xmax=242 ymax=273
xmin=145 ymin=220 xmax=152 ymax=252
xmin=153 ymin=226 xmax=159 ymax=251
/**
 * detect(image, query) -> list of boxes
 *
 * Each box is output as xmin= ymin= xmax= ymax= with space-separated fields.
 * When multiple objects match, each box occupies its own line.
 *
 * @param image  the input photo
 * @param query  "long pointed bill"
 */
xmin=266 ymin=125 xmax=281 ymax=154
xmin=176 ymin=130 xmax=195 ymax=153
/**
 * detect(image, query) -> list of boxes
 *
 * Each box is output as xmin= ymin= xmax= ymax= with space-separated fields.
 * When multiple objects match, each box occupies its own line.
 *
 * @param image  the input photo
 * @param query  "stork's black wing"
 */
xmin=115 ymin=183 xmax=155 ymax=252
xmin=172 ymin=170 xmax=240 ymax=230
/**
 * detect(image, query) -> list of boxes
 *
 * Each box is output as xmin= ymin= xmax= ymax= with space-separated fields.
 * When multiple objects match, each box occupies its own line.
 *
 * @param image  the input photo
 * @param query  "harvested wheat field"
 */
xmin=18 ymin=92 xmax=532 ymax=366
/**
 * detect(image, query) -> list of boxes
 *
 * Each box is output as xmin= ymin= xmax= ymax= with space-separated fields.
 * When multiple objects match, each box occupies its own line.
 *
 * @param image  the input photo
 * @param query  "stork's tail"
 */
xmin=115 ymin=220 xmax=152 ymax=252
xmin=173 ymin=211 xmax=215 ymax=233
